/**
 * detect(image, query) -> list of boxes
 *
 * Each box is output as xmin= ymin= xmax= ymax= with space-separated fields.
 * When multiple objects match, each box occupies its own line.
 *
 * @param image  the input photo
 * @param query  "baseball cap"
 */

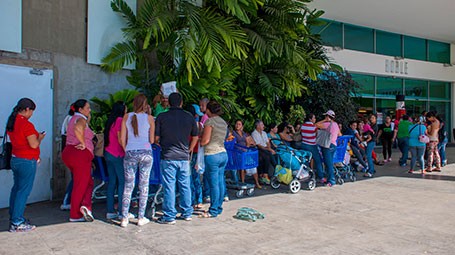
xmin=323 ymin=110 xmax=335 ymax=118
xmin=192 ymin=104 xmax=204 ymax=116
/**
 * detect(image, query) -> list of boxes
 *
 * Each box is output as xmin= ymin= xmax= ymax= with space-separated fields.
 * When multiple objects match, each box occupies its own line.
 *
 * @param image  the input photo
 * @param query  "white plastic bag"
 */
xmin=245 ymin=168 xmax=257 ymax=176
xmin=196 ymin=145 xmax=205 ymax=174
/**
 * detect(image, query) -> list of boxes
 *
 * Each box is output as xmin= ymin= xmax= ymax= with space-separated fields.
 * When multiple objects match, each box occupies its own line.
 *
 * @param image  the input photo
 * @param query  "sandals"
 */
xmin=193 ymin=204 xmax=204 ymax=210
xmin=198 ymin=212 xmax=215 ymax=218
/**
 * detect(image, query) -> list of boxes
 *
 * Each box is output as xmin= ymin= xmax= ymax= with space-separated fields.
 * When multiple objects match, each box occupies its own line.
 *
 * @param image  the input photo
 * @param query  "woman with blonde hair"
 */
xmin=119 ymin=94 xmax=155 ymax=227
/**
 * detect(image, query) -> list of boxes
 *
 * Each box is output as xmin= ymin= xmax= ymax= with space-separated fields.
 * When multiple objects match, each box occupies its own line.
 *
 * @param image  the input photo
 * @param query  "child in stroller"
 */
xmin=270 ymin=143 xmax=316 ymax=193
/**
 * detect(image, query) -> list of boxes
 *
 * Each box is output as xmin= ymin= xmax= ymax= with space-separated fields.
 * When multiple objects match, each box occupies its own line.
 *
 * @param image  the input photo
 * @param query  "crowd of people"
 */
xmin=4 ymin=93 xmax=449 ymax=232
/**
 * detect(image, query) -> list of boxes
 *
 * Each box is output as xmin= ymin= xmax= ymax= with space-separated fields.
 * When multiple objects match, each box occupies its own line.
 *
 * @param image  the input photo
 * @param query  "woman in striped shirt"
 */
xmin=300 ymin=114 xmax=324 ymax=182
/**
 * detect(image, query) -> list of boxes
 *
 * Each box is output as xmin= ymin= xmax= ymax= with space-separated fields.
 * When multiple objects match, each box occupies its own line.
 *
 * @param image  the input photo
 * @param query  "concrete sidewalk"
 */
xmin=1 ymin=148 xmax=455 ymax=255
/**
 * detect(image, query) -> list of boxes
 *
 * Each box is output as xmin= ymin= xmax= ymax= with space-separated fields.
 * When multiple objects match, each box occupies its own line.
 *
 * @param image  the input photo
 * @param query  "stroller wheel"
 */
xmin=246 ymin=188 xmax=255 ymax=196
xmin=289 ymin=180 xmax=301 ymax=193
xmin=350 ymin=173 xmax=357 ymax=182
xmin=307 ymin=178 xmax=316 ymax=191
xmin=336 ymin=177 xmax=344 ymax=185
xmin=235 ymin=189 xmax=245 ymax=198
xmin=271 ymin=177 xmax=281 ymax=189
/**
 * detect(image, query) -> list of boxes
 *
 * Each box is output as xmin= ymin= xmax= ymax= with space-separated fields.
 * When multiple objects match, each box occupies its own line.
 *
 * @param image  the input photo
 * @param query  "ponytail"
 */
xmin=131 ymin=113 xmax=139 ymax=137
xmin=6 ymin=98 xmax=36 ymax=132
xmin=69 ymin=99 xmax=88 ymax=116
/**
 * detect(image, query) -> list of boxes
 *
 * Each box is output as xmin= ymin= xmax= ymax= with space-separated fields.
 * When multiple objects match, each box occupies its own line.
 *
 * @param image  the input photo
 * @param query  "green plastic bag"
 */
xmin=276 ymin=165 xmax=293 ymax=185
xmin=233 ymin=207 xmax=265 ymax=222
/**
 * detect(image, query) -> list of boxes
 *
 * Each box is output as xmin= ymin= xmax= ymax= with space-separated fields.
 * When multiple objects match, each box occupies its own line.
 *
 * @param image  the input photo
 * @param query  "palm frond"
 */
xmin=101 ymin=41 xmax=138 ymax=73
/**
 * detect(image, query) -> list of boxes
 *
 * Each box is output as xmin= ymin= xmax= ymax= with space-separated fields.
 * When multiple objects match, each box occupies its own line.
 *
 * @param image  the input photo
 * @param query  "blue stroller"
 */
xmin=333 ymin=135 xmax=357 ymax=184
xmin=91 ymin=144 xmax=163 ymax=219
xmin=270 ymin=144 xmax=316 ymax=193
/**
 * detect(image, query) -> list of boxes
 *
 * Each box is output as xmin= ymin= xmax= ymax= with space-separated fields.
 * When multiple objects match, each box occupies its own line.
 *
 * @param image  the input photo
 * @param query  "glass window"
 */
xmin=428 ymin=40 xmax=451 ymax=64
xmin=405 ymin=79 xmax=428 ymax=99
xmin=354 ymin=97 xmax=374 ymax=117
xmin=311 ymin=19 xmax=342 ymax=47
xmin=430 ymin=81 xmax=451 ymax=100
xmin=376 ymin=30 xmax=402 ymax=57
xmin=376 ymin=76 xmax=403 ymax=97
xmin=344 ymin=24 xmax=374 ymax=53
xmin=405 ymin=100 xmax=427 ymax=119
xmin=350 ymin=73 xmax=375 ymax=96
xmin=376 ymin=99 xmax=396 ymax=120
xmin=404 ymin=36 xmax=427 ymax=61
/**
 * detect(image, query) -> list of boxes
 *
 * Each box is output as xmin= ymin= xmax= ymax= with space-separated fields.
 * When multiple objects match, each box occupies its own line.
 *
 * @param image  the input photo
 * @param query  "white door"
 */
xmin=0 ymin=63 xmax=53 ymax=208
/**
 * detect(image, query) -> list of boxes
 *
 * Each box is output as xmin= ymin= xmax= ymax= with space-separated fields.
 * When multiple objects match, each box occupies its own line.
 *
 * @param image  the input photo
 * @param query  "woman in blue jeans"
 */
xmin=200 ymin=101 xmax=228 ymax=218
xmin=104 ymin=102 xmax=127 ymax=220
xmin=6 ymin=98 xmax=46 ymax=232
xmin=315 ymin=110 xmax=340 ymax=187
xmin=408 ymin=119 xmax=427 ymax=173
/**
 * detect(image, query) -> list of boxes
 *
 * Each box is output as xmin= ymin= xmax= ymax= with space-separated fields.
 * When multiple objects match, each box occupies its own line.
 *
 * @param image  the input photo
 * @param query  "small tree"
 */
xmin=298 ymin=70 xmax=360 ymax=129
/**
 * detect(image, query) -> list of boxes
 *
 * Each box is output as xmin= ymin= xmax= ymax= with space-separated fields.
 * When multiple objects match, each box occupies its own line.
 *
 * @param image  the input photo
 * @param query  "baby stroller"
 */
xmin=271 ymin=144 xmax=316 ymax=193
xmin=333 ymin=135 xmax=357 ymax=184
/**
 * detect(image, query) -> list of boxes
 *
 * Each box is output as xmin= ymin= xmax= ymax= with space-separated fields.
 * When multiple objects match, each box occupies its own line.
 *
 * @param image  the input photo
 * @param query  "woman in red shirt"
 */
xmin=7 ymin=98 xmax=45 ymax=232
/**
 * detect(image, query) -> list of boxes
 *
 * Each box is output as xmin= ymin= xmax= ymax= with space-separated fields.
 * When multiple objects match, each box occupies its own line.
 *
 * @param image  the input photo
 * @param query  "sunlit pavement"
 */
xmin=1 ymin=147 xmax=455 ymax=255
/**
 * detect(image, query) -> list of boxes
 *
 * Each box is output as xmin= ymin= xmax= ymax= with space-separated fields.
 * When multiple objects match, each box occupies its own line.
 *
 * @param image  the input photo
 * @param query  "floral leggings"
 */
xmin=426 ymin=141 xmax=441 ymax=168
xmin=122 ymin=150 xmax=153 ymax=219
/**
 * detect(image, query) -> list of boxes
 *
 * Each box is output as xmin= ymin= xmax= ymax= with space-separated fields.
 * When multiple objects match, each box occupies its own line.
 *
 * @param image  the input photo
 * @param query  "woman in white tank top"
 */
xmin=119 ymin=94 xmax=155 ymax=227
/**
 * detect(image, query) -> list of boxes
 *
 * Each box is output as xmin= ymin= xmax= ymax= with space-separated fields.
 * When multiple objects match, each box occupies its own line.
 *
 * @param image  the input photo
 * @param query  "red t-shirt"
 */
xmin=7 ymin=115 xmax=40 ymax=160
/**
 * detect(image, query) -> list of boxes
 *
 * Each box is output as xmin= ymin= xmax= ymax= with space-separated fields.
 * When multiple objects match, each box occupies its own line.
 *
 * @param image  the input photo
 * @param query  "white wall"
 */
xmin=0 ymin=0 xmax=22 ymax=53
xmin=87 ymin=0 xmax=136 ymax=69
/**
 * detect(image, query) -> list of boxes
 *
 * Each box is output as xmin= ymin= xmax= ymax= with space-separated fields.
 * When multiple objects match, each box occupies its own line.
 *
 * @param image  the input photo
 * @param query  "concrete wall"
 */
xmin=0 ymin=0 xmax=133 ymax=198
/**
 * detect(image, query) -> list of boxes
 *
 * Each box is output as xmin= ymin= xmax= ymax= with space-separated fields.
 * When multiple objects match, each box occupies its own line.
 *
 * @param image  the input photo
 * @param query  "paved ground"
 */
xmin=1 ymin=148 xmax=455 ymax=255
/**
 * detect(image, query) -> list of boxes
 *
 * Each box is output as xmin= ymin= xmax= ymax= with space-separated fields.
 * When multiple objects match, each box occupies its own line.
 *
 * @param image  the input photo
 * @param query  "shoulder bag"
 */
xmin=0 ymin=129 xmax=13 ymax=170
xmin=418 ymin=124 xmax=430 ymax=144
xmin=316 ymin=121 xmax=333 ymax=149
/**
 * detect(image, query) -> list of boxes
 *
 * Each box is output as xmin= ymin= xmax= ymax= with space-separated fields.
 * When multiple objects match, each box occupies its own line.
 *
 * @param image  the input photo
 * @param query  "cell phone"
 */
xmin=41 ymin=131 xmax=46 ymax=134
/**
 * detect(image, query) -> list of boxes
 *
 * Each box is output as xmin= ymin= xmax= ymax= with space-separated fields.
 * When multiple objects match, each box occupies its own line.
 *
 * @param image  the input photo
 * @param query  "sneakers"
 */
xmin=364 ymin=172 xmax=373 ymax=178
xmin=224 ymin=196 xmax=230 ymax=202
xmin=120 ymin=218 xmax=128 ymax=228
xmin=127 ymin=212 xmax=136 ymax=219
xmin=9 ymin=222 xmax=36 ymax=232
xmin=69 ymin=217 xmax=85 ymax=222
xmin=137 ymin=217 xmax=150 ymax=226
xmin=326 ymin=183 xmax=333 ymax=187
xmin=400 ymin=163 xmax=407 ymax=167
xmin=80 ymin=206 xmax=94 ymax=222
xmin=156 ymin=217 xmax=176 ymax=225
xmin=408 ymin=169 xmax=413 ymax=174
xmin=177 ymin=215 xmax=192 ymax=221
xmin=203 ymin=197 xmax=211 ymax=204
xmin=388 ymin=158 xmax=392 ymax=162
xmin=60 ymin=204 xmax=71 ymax=211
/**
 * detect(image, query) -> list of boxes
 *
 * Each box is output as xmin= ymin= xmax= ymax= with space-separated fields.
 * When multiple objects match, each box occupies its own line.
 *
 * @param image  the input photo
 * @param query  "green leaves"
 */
xmin=101 ymin=0 xmax=332 ymax=130
xmin=101 ymin=41 xmax=138 ymax=73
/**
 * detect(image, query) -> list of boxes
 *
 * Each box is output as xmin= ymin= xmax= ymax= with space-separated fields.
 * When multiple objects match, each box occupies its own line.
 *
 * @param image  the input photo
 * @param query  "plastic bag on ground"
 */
xmin=233 ymin=207 xmax=265 ymax=222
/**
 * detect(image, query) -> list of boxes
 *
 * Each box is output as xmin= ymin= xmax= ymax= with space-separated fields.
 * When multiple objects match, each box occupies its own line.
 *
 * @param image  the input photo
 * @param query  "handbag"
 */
xmin=316 ymin=121 xmax=333 ymax=149
xmin=0 ymin=129 xmax=13 ymax=170
xmin=418 ymin=124 xmax=430 ymax=143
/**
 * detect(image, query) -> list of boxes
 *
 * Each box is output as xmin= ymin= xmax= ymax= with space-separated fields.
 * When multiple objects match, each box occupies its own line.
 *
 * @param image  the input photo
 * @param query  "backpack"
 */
xmin=438 ymin=122 xmax=447 ymax=142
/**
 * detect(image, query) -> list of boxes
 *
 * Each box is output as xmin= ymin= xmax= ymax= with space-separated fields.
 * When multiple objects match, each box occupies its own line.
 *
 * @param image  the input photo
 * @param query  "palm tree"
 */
xmin=102 ymin=0 xmax=331 ymax=126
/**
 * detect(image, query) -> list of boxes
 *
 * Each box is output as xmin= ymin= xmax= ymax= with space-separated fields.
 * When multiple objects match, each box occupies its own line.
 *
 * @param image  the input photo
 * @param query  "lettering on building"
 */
xmin=385 ymin=59 xmax=408 ymax=75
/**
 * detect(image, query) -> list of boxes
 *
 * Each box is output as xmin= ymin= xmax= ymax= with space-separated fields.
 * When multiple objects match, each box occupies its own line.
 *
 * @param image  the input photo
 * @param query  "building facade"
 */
xmin=309 ymin=0 xmax=455 ymax=140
